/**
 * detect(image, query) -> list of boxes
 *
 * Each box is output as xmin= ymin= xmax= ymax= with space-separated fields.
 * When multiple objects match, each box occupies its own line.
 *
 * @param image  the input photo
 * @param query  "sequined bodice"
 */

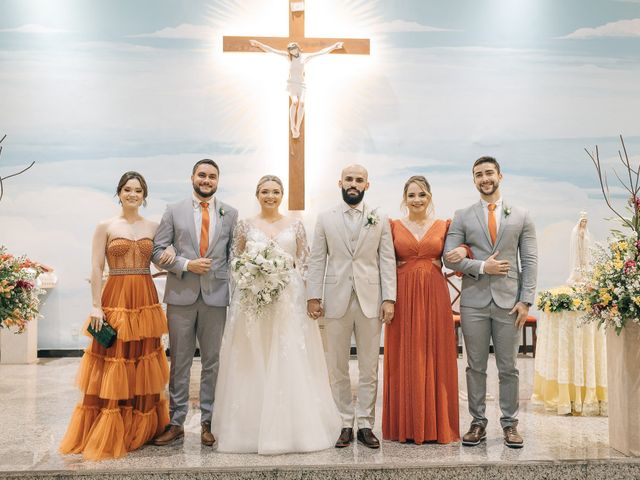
xmin=106 ymin=238 xmax=153 ymax=270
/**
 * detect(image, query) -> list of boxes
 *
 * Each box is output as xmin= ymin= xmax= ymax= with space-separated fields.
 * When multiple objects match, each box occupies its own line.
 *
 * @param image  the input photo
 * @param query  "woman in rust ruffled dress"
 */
xmin=383 ymin=175 xmax=464 ymax=444
xmin=60 ymin=172 xmax=174 ymax=460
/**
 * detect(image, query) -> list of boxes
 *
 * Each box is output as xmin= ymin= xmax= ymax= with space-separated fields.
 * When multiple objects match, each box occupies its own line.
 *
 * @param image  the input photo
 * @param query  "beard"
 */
xmin=193 ymin=184 xmax=216 ymax=199
xmin=476 ymin=180 xmax=499 ymax=196
xmin=342 ymin=187 xmax=365 ymax=206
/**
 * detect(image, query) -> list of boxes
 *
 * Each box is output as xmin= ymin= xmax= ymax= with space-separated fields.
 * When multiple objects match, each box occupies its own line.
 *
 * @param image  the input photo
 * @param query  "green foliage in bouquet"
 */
xmin=583 ymin=135 xmax=640 ymax=334
xmin=0 ymin=246 xmax=45 ymax=333
xmin=536 ymin=286 xmax=585 ymax=314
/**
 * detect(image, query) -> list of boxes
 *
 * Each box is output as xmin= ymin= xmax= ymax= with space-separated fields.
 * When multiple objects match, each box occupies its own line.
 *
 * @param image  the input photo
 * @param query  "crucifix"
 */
xmin=223 ymin=1 xmax=370 ymax=210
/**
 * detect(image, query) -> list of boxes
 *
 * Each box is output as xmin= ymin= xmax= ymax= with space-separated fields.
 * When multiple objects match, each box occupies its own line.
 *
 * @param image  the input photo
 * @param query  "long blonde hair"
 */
xmin=401 ymin=175 xmax=434 ymax=217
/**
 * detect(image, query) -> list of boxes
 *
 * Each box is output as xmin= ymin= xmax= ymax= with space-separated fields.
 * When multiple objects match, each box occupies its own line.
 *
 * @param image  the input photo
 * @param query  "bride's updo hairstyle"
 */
xmin=255 ymin=175 xmax=285 ymax=197
xmin=401 ymin=175 xmax=434 ymax=217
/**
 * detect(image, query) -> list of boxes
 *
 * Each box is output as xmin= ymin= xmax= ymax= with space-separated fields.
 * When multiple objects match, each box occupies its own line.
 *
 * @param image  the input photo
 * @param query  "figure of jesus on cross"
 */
xmin=223 ymin=1 xmax=370 ymax=210
xmin=249 ymin=39 xmax=344 ymax=139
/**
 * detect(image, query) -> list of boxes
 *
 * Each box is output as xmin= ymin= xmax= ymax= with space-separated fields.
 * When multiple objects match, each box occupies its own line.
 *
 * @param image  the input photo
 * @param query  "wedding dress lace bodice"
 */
xmin=232 ymin=218 xmax=310 ymax=279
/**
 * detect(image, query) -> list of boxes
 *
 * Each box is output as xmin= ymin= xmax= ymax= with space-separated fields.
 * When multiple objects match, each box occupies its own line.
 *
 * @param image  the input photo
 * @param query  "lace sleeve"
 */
xmin=294 ymin=220 xmax=310 ymax=281
xmin=231 ymin=219 xmax=248 ymax=259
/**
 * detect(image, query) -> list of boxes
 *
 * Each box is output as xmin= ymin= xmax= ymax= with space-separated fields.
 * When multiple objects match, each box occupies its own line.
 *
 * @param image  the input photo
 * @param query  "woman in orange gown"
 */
xmin=60 ymin=172 xmax=173 ymax=460
xmin=383 ymin=175 xmax=462 ymax=444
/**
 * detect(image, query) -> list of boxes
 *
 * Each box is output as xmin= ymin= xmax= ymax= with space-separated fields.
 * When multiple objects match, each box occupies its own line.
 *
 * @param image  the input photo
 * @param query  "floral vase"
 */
xmin=606 ymin=321 xmax=640 ymax=456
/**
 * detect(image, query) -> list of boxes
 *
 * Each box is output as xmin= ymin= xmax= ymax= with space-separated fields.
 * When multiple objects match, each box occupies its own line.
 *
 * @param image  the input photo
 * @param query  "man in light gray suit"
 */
xmin=307 ymin=164 xmax=396 ymax=449
xmin=443 ymin=156 xmax=537 ymax=449
xmin=152 ymin=159 xmax=238 ymax=447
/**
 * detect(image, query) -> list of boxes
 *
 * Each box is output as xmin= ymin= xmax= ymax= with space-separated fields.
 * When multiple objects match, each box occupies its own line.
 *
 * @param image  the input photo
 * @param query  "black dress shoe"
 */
xmin=356 ymin=428 xmax=380 ymax=449
xmin=335 ymin=428 xmax=354 ymax=448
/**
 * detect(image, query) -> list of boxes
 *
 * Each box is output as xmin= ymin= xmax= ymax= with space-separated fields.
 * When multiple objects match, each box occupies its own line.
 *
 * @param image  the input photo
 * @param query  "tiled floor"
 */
xmin=0 ymin=356 xmax=623 ymax=473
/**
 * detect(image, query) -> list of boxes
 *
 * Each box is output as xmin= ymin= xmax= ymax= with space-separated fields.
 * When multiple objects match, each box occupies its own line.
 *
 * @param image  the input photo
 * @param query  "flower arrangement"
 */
xmin=582 ymin=135 xmax=640 ymax=333
xmin=536 ymin=286 xmax=585 ymax=314
xmin=231 ymin=240 xmax=293 ymax=318
xmin=0 ymin=246 xmax=45 ymax=333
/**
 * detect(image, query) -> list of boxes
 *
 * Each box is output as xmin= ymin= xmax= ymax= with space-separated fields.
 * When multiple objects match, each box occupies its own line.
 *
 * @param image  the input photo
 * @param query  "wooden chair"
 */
xmin=522 ymin=315 xmax=537 ymax=357
xmin=445 ymin=271 xmax=462 ymax=356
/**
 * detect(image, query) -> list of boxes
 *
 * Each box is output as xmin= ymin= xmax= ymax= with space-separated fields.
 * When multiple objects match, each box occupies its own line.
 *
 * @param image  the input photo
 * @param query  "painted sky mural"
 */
xmin=1 ymin=0 xmax=639 ymax=348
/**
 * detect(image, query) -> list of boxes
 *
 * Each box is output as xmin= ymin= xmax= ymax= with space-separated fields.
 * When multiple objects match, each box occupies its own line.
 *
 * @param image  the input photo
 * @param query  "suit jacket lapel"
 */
xmin=494 ymin=203 xmax=509 ymax=249
xmin=185 ymin=198 xmax=200 ymax=254
xmin=333 ymin=205 xmax=354 ymax=255
xmin=353 ymin=203 xmax=370 ymax=255
xmin=207 ymin=198 xmax=223 ymax=257
xmin=473 ymin=201 xmax=493 ymax=248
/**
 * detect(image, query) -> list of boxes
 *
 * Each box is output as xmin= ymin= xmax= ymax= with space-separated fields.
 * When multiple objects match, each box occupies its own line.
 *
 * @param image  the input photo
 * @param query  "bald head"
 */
xmin=341 ymin=164 xmax=368 ymax=181
xmin=339 ymin=164 xmax=370 ymax=206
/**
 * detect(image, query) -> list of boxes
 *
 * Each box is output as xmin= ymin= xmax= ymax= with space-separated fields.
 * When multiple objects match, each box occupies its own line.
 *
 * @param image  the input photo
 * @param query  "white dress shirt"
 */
xmin=479 ymin=197 xmax=503 ymax=275
xmin=342 ymin=201 xmax=364 ymax=250
xmin=183 ymin=194 xmax=217 ymax=271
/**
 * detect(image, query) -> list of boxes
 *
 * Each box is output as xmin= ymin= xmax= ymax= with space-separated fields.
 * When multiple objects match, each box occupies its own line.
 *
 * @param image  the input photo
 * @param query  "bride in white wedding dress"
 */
xmin=212 ymin=175 xmax=340 ymax=454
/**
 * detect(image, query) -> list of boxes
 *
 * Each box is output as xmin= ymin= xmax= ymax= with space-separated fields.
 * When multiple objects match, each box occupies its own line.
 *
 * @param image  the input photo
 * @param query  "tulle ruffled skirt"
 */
xmin=59 ymin=274 xmax=169 ymax=460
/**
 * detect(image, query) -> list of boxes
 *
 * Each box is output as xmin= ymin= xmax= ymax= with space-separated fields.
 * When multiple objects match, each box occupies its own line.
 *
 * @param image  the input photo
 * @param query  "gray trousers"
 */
xmin=167 ymin=295 xmax=226 ymax=426
xmin=324 ymin=291 xmax=382 ymax=429
xmin=460 ymin=301 xmax=520 ymax=429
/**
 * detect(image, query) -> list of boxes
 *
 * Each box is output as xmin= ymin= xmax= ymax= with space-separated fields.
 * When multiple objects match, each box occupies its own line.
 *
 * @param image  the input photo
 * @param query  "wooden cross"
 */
xmin=223 ymin=1 xmax=370 ymax=210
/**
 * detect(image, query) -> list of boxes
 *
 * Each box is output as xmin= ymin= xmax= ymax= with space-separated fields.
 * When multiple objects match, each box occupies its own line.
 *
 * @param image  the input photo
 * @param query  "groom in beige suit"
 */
xmin=307 ymin=164 xmax=396 ymax=449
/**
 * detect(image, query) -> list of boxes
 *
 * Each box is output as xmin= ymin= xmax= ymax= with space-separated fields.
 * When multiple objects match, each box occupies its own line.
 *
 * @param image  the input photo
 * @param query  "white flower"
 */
xmin=366 ymin=209 xmax=380 ymax=228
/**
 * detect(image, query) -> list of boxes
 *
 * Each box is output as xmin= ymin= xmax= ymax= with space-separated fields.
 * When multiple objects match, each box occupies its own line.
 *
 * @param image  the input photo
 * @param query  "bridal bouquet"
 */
xmin=231 ymin=240 xmax=293 ymax=318
xmin=0 ymin=246 xmax=45 ymax=333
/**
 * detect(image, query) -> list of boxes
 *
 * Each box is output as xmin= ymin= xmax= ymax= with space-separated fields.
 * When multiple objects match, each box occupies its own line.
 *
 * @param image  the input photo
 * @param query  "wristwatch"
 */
xmin=522 ymin=302 xmax=532 ymax=307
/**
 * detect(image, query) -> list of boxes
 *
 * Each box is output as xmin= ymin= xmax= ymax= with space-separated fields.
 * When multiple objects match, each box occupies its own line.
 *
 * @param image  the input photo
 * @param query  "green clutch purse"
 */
xmin=87 ymin=320 xmax=117 ymax=348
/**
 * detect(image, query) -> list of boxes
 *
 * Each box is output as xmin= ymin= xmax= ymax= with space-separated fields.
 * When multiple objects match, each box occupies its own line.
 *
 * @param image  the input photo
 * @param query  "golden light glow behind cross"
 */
xmin=208 ymin=0 xmax=381 ymax=210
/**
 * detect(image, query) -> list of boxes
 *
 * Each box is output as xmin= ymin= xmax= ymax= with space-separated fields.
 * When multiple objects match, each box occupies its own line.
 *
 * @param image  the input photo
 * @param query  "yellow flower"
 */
xmin=544 ymin=301 xmax=551 ymax=313
xmin=633 ymin=296 xmax=640 ymax=306
xmin=572 ymin=298 xmax=582 ymax=309
xmin=613 ymin=259 xmax=624 ymax=270
xmin=618 ymin=241 xmax=628 ymax=252
xmin=611 ymin=304 xmax=619 ymax=315
xmin=599 ymin=289 xmax=612 ymax=306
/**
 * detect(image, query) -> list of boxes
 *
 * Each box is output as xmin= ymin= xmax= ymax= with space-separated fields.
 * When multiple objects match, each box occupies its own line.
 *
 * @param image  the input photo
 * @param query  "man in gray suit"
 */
xmin=307 ymin=164 xmax=396 ymax=449
xmin=443 ymin=156 xmax=537 ymax=449
xmin=152 ymin=159 xmax=238 ymax=447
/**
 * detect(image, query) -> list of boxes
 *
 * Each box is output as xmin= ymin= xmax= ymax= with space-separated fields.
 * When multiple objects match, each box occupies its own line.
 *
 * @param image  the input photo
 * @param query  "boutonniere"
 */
xmin=365 ymin=210 xmax=380 ymax=228
xmin=219 ymin=207 xmax=225 ymax=217
xmin=503 ymin=205 xmax=512 ymax=217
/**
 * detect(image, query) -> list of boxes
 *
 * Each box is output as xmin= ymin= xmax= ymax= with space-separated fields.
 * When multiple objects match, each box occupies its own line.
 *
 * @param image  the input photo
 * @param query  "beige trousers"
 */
xmin=323 ymin=291 xmax=382 ymax=429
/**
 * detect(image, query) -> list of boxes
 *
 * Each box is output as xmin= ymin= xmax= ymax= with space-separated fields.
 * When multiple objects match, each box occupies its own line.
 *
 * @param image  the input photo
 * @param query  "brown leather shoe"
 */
xmin=503 ymin=426 xmax=524 ymax=448
xmin=201 ymin=422 xmax=216 ymax=446
xmin=356 ymin=428 xmax=380 ymax=449
xmin=462 ymin=424 xmax=486 ymax=446
xmin=153 ymin=424 xmax=184 ymax=446
xmin=335 ymin=428 xmax=354 ymax=448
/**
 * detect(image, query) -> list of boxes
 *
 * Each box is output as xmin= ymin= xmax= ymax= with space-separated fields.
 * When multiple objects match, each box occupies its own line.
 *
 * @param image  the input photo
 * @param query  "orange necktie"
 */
xmin=488 ymin=203 xmax=497 ymax=244
xmin=200 ymin=202 xmax=209 ymax=257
